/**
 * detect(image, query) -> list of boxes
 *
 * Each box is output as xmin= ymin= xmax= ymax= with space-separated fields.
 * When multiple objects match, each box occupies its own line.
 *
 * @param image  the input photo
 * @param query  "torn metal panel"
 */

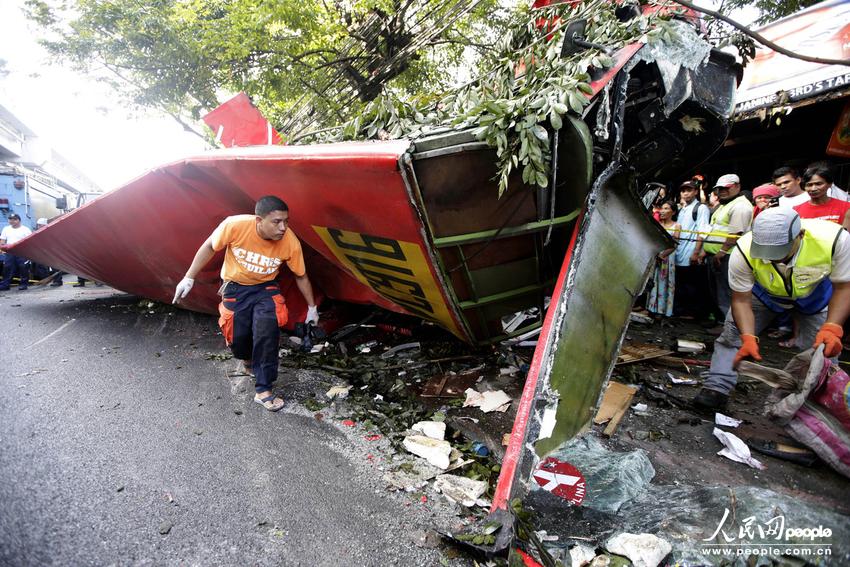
xmin=492 ymin=21 xmax=738 ymax=514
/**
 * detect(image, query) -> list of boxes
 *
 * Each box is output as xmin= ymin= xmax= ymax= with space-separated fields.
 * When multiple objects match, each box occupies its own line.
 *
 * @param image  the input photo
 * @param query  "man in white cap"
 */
xmin=700 ymin=173 xmax=753 ymax=316
xmin=693 ymin=208 xmax=850 ymax=410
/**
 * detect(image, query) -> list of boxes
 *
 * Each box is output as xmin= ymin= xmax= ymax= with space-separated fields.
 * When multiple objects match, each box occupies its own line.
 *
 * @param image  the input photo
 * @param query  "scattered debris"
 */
xmin=676 ymin=339 xmax=704 ymax=354
xmin=713 ymin=428 xmax=765 ymax=470
xmin=628 ymin=312 xmax=653 ymax=325
xmin=204 ymin=352 xmax=233 ymax=361
xmin=605 ymin=533 xmax=672 ymax=567
xmin=116 ymin=485 xmax=125 ymax=493
xmin=421 ymin=370 xmax=480 ymax=398
xmin=356 ymin=340 xmax=379 ymax=353
xmin=403 ymin=435 xmax=452 ymax=469
xmin=158 ymin=521 xmax=173 ymax=535
xmin=667 ymin=373 xmax=698 ymax=385
xmin=500 ymin=326 xmax=542 ymax=346
xmin=593 ymin=382 xmax=638 ymax=437
xmin=652 ymin=355 xmax=710 ymax=371
xmin=746 ymin=438 xmax=818 ymax=467
xmin=569 ymin=543 xmax=597 ymax=567
xmin=714 ymin=413 xmax=742 ymax=428
xmin=325 ymin=384 xmax=352 ymax=400
xmin=341 ymin=419 xmax=356 ymax=427
xmin=411 ymin=420 xmax=446 ymax=441
xmin=616 ymin=344 xmax=672 ymax=365
xmin=631 ymin=403 xmax=649 ymax=416
xmin=463 ymin=388 xmax=511 ymax=413
xmin=380 ymin=342 xmax=420 ymax=359
xmin=433 ymin=474 xmax=488 ymax=506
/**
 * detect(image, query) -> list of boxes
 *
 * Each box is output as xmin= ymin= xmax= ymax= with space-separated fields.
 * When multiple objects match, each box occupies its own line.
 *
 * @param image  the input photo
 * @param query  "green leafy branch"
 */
xmin=326 ymin=0 xmax=678 ymax=196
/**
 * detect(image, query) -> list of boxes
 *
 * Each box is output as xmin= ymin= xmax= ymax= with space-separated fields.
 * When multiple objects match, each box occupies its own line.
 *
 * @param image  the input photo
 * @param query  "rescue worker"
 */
xmin=173 ymin=196 xmax=319 ymax=412
xmin=700 ymin=174 xmax=753 ymax=317
xmin=0 ymin=213 xmax=32 ymax=290
xmin=693 ymin=208 xmax=850 ymax=410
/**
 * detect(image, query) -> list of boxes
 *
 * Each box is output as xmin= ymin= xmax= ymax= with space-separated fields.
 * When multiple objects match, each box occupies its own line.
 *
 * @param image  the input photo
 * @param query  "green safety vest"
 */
xmin=737 ymin=219 xmax=842 ymax=301
xmin=703 ymin=195 xmax=752 ymax=255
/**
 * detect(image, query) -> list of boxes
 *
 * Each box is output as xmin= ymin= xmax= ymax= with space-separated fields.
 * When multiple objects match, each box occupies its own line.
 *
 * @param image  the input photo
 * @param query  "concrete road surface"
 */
xmin=0 ymin=284 xmax=455 ymax=566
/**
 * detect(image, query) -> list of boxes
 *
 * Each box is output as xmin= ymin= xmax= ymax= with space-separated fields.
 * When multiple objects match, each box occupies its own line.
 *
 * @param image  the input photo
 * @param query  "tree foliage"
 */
xmin=333 ymin=0 xmax=676 ymax=195
xmin=24 ymin=0 xmax=503 ymax=137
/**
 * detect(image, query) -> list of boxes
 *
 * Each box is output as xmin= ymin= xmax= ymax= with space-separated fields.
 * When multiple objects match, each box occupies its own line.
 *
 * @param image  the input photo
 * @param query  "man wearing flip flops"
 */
xmin=692 ymin=207 xmax=850 ymax=411
xmin=173 ymin=196 xmax=319 ymax=412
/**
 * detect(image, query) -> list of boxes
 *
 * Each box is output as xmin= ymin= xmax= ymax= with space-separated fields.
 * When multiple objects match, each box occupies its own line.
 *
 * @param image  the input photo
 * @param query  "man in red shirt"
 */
xmin=794 ymin=165 xmax=850 ymax=230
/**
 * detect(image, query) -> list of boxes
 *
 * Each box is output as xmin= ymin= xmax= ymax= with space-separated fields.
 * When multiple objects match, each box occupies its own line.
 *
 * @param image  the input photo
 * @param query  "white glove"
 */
xmin=172 ymin=277 xmax=194 ymax=304
xmin=305 ymin=305 xmax=319 ymax=325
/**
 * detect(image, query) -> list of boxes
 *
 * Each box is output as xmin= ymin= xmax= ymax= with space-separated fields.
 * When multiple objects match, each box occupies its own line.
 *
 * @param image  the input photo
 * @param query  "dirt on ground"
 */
xmin=611 ymin=315 xmax=850 ymax=515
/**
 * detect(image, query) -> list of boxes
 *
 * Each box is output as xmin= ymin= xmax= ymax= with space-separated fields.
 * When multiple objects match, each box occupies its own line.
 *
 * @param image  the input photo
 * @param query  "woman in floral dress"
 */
xmin=647 ymin=201 xmax=680 ymax=317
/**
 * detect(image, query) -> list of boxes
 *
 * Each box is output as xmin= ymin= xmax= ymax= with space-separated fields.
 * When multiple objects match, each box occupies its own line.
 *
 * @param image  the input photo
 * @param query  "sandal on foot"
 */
xmin=254 ymin=393 xmax=284 ymax=412
xmin=767 ymin=327 xmax=791 ymax=339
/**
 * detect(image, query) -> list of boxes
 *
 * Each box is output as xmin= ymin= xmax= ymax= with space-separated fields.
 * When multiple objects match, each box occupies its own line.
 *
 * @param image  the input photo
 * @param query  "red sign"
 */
xmin=532 ymin=457 xmax=586 ymax=505
xmin=827 ymin=100 xmax=850 ymax=157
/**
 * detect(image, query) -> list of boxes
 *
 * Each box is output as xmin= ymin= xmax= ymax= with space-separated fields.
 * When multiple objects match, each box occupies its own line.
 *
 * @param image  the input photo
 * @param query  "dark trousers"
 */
xmin=1 ymin=254 xmax=30 ymax=289
xmin=674 ymin=264 xmax=711 ymax=319
xmin=706 ymin=253 xmax=731 ymax=320
xmin=219 ymin=282 xmax=288 ymax=393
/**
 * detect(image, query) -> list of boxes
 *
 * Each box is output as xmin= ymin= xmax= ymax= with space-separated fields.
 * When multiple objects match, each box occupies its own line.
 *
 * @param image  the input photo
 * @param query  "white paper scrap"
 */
xmin=713 ymin=428 xmax=764 ymax=470
xmin=715 ymin=413 xmax=742 ymax=428
xmin=668 ymin=372 xmax=698 ymax=385
xmin=463 ymin=388 xmax=512 ymax=413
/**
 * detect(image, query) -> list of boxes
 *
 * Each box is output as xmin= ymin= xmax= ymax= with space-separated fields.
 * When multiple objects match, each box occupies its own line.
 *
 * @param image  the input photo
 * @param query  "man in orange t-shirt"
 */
xmin=172 ymin=196 xmax=318 ymax=412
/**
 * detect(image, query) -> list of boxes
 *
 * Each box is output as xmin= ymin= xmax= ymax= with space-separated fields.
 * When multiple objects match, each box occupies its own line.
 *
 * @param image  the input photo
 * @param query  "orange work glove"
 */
xmin=733 ymin=334 xmax=762 ymax=368
xmin=814 ymin=322 xmax=844 ymax=358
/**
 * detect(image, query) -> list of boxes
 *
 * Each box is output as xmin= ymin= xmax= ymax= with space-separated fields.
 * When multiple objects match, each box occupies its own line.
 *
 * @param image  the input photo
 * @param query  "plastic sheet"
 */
xmin=532 ymin=435 xmax=655 ymax=514
xmin=534 ymin=483 xmax=849 ymax=566
xmin=617 ymin=485 xmax=850 ymax=566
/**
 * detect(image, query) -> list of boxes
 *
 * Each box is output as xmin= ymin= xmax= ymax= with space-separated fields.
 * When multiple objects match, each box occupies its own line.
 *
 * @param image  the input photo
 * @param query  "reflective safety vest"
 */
xmin=737 ymin=219 xmax=843 ymax=314
xmin=704 ymin=195 xmax=752 ymax=255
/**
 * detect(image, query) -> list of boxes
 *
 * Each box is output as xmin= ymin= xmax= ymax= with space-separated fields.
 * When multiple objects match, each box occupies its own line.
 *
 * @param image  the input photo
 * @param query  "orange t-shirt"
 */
xmin=210 ymin=215 xmax=306 ymax=285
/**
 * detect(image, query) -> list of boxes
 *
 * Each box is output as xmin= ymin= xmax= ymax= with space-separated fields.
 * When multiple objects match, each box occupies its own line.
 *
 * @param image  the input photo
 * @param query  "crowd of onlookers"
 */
xmin=0 ymin=216 xmax=95 ymax=290
xmin=641 ymin=161 xmax=850 ymax=329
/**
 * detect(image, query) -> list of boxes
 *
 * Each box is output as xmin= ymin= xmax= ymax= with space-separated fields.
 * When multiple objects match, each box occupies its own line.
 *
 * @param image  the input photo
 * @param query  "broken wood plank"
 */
xmin=593 ymin=381 xmax=638 ymax=425
xmin=603 ymin=398 xmax=632 ymax=437
xmin=655 ymin=356 xmax=710 ymax=369
xmin=616 ymin=343 xmax=673 ymax=365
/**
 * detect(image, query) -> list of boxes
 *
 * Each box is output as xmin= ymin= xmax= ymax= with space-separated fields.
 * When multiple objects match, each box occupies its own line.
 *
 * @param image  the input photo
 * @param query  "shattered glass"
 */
xmin=637 ymin=20 xmax=712 ymax=72
xmin=531 ymin=435 xmax=655 ymax=514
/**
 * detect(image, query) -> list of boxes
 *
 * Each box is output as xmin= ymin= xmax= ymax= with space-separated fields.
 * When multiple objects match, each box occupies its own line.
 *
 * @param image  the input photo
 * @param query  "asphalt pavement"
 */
xmin=0 ymin=284 xmax=452 ymax=566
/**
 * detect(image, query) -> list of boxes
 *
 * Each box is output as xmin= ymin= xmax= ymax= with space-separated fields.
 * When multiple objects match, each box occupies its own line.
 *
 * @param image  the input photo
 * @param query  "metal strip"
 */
xmin=433 ymin=210 xmax=580 ymax=248
xmin=410 ymin=142 xmax=491 ymax=161
xmin=458 ymin=283 xmax=548 ymax=309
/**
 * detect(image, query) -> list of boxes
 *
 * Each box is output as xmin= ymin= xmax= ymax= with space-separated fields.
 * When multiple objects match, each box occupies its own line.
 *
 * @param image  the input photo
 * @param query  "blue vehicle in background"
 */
xmin=0 ymin=165 xmax=98 ymax=233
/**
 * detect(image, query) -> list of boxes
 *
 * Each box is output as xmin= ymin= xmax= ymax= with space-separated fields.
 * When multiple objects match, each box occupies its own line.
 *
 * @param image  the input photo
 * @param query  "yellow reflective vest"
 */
xmin=704 ymin=195 xmax=752 ymax=255
xmin=737 ymin=219 xmax=842 ymax=313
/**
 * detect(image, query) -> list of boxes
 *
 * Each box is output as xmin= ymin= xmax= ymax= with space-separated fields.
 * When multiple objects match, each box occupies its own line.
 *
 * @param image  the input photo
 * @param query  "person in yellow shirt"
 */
xmin=173 ymin=196 xmax=318 ymax=412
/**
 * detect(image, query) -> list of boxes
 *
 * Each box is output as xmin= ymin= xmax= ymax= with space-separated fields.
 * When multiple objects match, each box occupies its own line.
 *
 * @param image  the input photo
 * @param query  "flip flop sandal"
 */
xmin=254 ymin=394 xmax=284 ymax=412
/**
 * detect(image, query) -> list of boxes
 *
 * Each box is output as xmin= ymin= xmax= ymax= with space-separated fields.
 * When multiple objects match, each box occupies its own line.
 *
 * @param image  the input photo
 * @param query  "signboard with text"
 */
xmin=735 ymin=0 xmax=850 ymax=114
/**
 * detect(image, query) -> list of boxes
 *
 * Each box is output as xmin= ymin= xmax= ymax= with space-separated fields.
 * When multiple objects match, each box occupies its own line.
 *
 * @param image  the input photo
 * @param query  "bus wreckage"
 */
xmin=10 ymin=3 xmax=738 ymax=560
